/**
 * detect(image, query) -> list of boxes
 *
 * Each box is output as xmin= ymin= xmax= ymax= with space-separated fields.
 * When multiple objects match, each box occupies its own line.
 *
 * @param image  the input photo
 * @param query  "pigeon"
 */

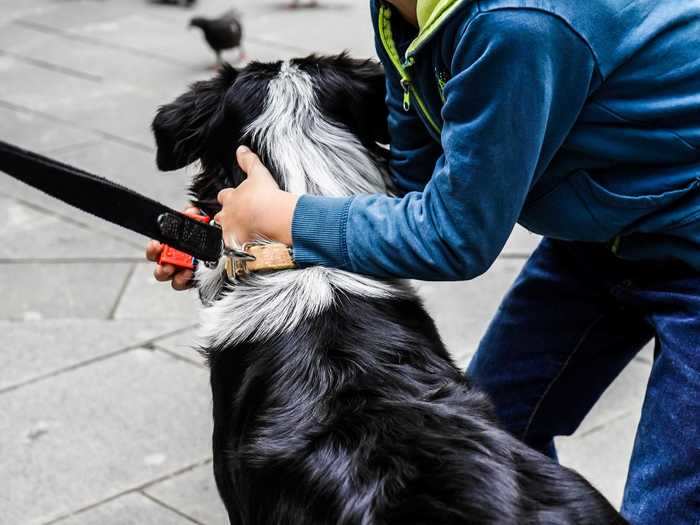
xmin=190 ymin=10 xmax=243 ymax=66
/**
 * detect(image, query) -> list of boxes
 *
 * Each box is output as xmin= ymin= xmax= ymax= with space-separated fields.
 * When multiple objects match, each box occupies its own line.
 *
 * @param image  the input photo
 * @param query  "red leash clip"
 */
xmin=157 ymin=211 xmax=211 ymax=270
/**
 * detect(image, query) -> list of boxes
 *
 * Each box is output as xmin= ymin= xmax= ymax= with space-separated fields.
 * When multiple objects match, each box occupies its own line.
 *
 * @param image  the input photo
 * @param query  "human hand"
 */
xmin=145 ymin=206 xmax=199 ymax=291
xmin=214 ymin=146 xmax=298 ymax=248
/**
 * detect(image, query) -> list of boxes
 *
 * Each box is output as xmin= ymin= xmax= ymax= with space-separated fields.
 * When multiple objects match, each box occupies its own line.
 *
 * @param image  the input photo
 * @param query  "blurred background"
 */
xmin=0 ymin=0 xmax=651 ymax=523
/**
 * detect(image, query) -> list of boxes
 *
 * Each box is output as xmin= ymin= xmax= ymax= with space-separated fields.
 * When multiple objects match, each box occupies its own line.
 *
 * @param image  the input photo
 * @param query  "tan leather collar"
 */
xmin=224 ymin=242 xmax=296 ymax=279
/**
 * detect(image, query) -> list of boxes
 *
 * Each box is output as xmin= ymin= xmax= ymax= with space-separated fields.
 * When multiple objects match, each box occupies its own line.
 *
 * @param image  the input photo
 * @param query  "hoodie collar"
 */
xmin=409 ymin=0 xmax=466 ymax=56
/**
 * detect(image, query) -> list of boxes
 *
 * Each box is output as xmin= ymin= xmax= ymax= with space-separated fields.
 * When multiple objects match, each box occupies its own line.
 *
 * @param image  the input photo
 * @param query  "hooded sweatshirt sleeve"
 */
xmin=292 ymin=9 xmax=597 ymax=280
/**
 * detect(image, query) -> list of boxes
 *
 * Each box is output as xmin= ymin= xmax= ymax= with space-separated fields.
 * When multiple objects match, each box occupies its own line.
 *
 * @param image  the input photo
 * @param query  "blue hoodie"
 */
xmin=292 ymin=0 xmax=700 ymax=280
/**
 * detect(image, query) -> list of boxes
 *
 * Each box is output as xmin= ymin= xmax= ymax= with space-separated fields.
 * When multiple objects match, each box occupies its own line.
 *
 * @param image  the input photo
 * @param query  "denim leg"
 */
xmin=467 ymin=239 xmax=653 ymax=456
xmin=621 ymin=272 xmax=700 ymax=525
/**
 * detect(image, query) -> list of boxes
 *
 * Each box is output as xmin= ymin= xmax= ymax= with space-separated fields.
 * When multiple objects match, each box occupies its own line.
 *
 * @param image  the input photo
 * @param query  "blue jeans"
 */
xmin=467 ymin=238 xmax=700 ymax=525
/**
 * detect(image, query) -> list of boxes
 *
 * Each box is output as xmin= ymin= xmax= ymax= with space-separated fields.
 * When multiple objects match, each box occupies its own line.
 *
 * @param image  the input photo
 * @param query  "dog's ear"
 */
xmin=152 ymin=65 xmax=239 ymax=171
xmin=313 ymin=54 xmax=390 ymax=146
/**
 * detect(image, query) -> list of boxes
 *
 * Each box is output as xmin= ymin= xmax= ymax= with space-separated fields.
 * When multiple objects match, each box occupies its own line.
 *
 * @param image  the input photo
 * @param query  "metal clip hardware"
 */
xmin=223 ymin=245 xmax=257 ymax=280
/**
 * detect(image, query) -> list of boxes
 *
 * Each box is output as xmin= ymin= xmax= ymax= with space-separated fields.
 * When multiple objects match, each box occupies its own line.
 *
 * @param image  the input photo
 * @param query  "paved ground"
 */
xmin=0 ymin=1 xmax=652 ymax=523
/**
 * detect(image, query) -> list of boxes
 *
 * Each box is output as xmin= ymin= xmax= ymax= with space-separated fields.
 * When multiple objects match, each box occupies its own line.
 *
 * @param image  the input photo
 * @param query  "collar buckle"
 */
xmin=223 ymin=245 xmax=257 ymax=280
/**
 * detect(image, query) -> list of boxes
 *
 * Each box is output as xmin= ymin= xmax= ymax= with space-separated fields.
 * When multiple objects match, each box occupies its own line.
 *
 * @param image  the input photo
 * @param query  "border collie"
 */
xmin=151 ymin=54 xmax=626 ymax=525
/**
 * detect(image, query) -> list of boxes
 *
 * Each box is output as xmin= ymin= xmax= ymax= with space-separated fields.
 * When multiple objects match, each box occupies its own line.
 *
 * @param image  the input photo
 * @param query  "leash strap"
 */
xmin=0 ymin=140 xmax=222 ymax=262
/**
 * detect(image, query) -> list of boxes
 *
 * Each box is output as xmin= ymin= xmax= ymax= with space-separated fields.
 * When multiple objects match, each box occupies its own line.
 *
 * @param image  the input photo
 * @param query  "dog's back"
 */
xmin=207 ymin=288 xmax=624 ymax=524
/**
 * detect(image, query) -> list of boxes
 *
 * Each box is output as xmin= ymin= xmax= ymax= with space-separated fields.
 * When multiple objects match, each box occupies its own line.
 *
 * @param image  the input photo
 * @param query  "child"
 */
xmin=148 ymin=1 xmax=700 ymax=522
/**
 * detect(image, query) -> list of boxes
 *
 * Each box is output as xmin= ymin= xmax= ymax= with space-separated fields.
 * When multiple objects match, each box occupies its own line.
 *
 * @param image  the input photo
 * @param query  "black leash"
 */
xmin=0 ymin=140 xmax=222 ymax=263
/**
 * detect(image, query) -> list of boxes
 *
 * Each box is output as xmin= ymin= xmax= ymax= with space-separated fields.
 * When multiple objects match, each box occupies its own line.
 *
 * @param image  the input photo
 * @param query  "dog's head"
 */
xmin=152 ymin=54 xmax=390 ymax=217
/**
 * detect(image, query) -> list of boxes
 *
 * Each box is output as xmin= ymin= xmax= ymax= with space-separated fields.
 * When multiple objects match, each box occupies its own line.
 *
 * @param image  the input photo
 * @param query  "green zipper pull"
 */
xmin=400 ymin=57 xmax=415 ymax=111
xmin=400 ymin=78 xmax=411 ymax=111
xmin=378 ymin=4 xmax=441 ymax=135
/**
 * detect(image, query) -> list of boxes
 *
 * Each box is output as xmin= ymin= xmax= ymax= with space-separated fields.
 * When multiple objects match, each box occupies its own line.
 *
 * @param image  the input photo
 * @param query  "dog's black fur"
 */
xmin=152 ymin=54 xmax=627 ymax=525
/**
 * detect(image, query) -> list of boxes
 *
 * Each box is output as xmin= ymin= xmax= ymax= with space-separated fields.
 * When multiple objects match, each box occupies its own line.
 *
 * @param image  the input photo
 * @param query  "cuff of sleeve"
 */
xmin=291 ymin=194 xmax=355 ymax=270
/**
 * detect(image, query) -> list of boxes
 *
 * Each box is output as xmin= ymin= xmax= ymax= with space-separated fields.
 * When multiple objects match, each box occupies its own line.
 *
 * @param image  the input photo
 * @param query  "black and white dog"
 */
xmin=152 ymin=54 xmax=626 ymax=525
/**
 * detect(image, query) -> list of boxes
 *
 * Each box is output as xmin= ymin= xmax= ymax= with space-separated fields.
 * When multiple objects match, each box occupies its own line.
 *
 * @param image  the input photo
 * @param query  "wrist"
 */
xmin=262 ymin=190 xmax=298 ymax=246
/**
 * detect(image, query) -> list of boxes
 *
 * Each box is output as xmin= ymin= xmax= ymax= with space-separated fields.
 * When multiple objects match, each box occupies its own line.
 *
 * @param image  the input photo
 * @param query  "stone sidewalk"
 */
xmin=0 ymin=1 xmax=650 ymax=523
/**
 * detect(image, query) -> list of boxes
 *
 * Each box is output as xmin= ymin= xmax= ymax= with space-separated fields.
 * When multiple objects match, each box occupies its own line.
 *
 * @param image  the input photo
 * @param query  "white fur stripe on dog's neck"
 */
xmin=244 ymin=61 xmax=387 ymax=197
xmin=198 ymin=61 xmax=408 ymax=347
xmin=198 ymin=266 xmax=407 ymax=346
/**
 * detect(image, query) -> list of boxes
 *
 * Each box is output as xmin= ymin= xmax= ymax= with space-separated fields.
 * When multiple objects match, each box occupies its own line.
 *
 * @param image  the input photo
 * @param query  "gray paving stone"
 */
xmin=55 ymin=493 xmax=196 ymax=525
xmin=0 ymin=56 xmax=161 ymax=147
xmin=0 ymin=105 xmax=94 ymax=154
xmin=575 ymin=354 xmax=651 ymax=436
xmin=50 ymin=86 xmax=163 ymax=148
xmin=153 ymin=327 xmax=205 ymax=367
xmin=635 ymin=340 xmax=654 ymax=364
xmin=414 ymin=257 xmax=526 ymax=366
xmin=28 ymin=38 xmax=203 ymax=102
xmin=0 ymin=54 xmax=102 ymax=104
xmin=245 ymin=2 xmax=376 ymax=57
xmin=16 ymin=2 xmax=152 ymax=35
xmin=557 ymin=413 xmax=639 ymax=510
xmin=145 ymin=463 xmax=228 ymax=525
xmin=0 ymin=2 xmax=54 ymax=23
xmin=0 ymin=349 xmax=212 ymax=525
xmin=0 ymin=16 xmax=54 ymax=52
xmin=0 ymin=319 xmax=190 ymax=392
xmin=0 ymin=195 xmax=142 ymax=260
xmin=0 ymin=262 xmax=133 ymax=321
xmin=115 ymin=262 xmax=199 ymax=320
xmin=502 ymin=225 xmax=541 ymax=256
